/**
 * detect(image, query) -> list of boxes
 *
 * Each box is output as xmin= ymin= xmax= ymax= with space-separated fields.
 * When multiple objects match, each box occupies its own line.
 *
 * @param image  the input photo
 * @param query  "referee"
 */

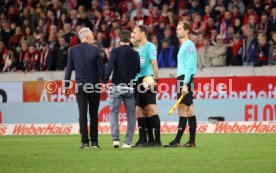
xmin=165 ymin=21 xmax=198 ymax=147
xmin=132 ymin=25 xmax=161 ymax=147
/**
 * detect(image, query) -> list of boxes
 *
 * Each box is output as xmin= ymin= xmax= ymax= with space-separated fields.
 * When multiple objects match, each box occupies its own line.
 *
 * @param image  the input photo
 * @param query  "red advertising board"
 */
xmin=22 ymin=76 xmax=276 ymax=102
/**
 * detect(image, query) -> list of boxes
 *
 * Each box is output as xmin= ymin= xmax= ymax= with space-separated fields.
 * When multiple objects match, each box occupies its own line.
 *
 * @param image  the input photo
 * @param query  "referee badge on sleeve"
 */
xmin=152 ymin=50 xmax=157 ymax=56
xmin=187 ymin=46 xmax=194 ymax=54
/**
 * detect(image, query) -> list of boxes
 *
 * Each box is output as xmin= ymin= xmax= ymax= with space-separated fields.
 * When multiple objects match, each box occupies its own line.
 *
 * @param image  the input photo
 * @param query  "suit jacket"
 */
xmin=65 ymin=43 xmax=105 ymax=88
xmin=103 ymin=45 xmax=140 ymax=86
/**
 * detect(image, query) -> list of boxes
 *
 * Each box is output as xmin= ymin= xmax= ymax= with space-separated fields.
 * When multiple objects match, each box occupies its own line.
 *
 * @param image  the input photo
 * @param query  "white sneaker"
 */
xmin=122 ymin=143 xmax=132 ymax=148
xmin=113 ymin=141 xmax=120 ymax=148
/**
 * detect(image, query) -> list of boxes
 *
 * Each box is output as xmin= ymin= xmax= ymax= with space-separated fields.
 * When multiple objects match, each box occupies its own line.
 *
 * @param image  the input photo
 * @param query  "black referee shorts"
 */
xmin=135 ymin=76 xmax=156 ymax=108
xmin=177 ymin=75 xmax=194 ymax=106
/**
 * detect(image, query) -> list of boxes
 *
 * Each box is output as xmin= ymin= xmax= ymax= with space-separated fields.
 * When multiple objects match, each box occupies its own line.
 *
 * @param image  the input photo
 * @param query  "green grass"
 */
xmin=0 ymin=134 xmax=276 ymax=173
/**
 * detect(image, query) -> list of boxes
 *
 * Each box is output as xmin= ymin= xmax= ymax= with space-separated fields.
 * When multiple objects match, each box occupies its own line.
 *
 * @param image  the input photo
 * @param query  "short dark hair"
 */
xmin=137 ymin=25 xmax=149 ymax=37
xmin=119 ymin=30 xmax=131 ymax=43
xmin=178 ymin=21 xmax=191 ymax=33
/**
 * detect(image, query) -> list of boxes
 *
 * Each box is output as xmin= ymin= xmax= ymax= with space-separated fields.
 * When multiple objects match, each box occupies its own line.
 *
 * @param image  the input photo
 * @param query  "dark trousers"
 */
xmin=76 ymin=90 xmax=100 ymax=144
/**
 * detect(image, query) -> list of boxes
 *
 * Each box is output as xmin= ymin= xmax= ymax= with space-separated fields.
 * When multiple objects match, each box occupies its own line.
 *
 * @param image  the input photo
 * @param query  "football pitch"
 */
xmin=0 ymin=134 xmax=276 ymax=173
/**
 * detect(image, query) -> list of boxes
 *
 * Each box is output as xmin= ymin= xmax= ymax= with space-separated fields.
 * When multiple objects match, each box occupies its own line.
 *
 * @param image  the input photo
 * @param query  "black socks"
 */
xmin=188 ymin=116 xmax=197 ymax=143
xmin=148 ymin=115 xmax=161 ymax=143
xmin=145 ymin=117 xmax=154 ymax=142
xmin=137 ymin=117 xmax=147 ymax=143
xmin=174 ymin=117 xmax=187 ymax=143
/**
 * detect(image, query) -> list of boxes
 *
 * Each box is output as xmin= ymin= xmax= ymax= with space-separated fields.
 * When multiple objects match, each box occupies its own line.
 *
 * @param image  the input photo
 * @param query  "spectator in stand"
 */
xmin=97 ymin=31 xmax=109 ymax=49
xmin=244 ymin=4 xmax=259 ymax=25
xmin=8 ymin=26 xmax=23 ymax=49
xmin=192 ymin=13 xmax=204 ymax=34
xmin=150 ymin=35 xmax=160 ymax=54
xmin=22 ymin=18 xmax=31 ymax=34
xmin=210 ymin=26 xmax=218 ymax=45
xmin=203 ymin=5 xmax=212 ymax=23
xmin=227 ymin=34 xmax=243 ymax=66
xmin=63 ymin=23 xmax=75 ymax=44
xmin=228 ymin=0 xmax=245 ymax=15
xmin=130 ymin=0 xmax=149 ymax=21
xmin=18 ymin=41 xmax=30 ymax=71
xmin=163 ymin=27 xmax=179 ymax=48
xmin=157 ymin=20 xmax=166 ymax=42
xmin=258 ymin=12 xmax=268 ymax=35
xmin=268 ymin=7 xmax=276 ymax=38
xmin=225 ymin=26 xmax=235 ymax=45
xmin=204 ymin=17 xmax=215 ymax=39
xmin=58 ymin=13 xmax=69 ymax=30
xmin=231 ymin=5 xmax=243 ymax=22
xmin=242 ymin=25 xmax=259 ymax=66
xmin=70 ymin=9 xmax=79 ymax=31
xmin=110 ymin=27 xmax=121 ymax=49
xmin=234 ymin=18 xmax=243 ymax=36
xmin=198 ymin=37 xmax=213 ymax=70
xmin=210 ymin=34 xmax=227 ymax=66
xmin=40 ymin=43 xmax=54 ymax=71
xmin=0 ymin=41 xmax=8 ymax=71
xmin=268 ymin=31 xmax=276 ymax=65
xmin=126 ymin=1 xmax=134 ymax=17
xmin=146 ymin=6 xmax=160 ymax=27
xmin=92 ymin=9 xmax=104 ymax=34
xmin=189 ymin=0 xmax=204 ymax=17
xmin=121 ymin=13 xmax=131 ymax=30
xmin=2 ymin=49 xmax=16 ymax=72
xmin=28 ymin=44 xmax=40 ymax=71
xmin=48 ymin=33 xmax=59 ymax=63
xmin=21 ymin=27 xmax=36 ymax=47
xmin=1 ymin=21 xmax=14 ymax=47
xmin=219 ymin=11 xmax=233 ymax=36
xmin=69 ymin=25 xmax=82 ymax=47
xmin=56 ymin=36 xmax=68 ymax=70
xmin=133 ymin=8 xmax=148 ymax=25
xmin=254 ymin=33 xmax=271 ymax=66
xmin=253 ymin=0 xmax=264 ymax=17
xmin=167 ymin=9 xmax=178 ymax=29
xmin=45 ymin=9 xmax=57 ymax=36
xmin=148 ymin=24 xmax=156 ymax=36
xmin=158 ymin=39 xmax=176 ymax=68
xmin=248 ymin=15 xmax=258 ymax=34
xmin=190 ymin=34 xmax=201 ymax=50
xmin=34 ymin=30 xmax=47 ymax=50
xmin=78 ymin=11 xmax=93 ymax=30
xmin=160 ymin=4 xmax=170 ymax=24
xmin=49 ymin=25 xmax=58 ymax=36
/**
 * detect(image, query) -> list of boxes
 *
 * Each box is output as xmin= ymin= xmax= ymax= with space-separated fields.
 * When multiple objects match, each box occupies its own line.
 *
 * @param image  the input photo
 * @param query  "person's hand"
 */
xmin=63 ymin=89 xmax=70 ymax=98
xmin=102 ymin=84 xmax=109 ymax=93
xmin=181 ymin=84 xmax=188 ymax=96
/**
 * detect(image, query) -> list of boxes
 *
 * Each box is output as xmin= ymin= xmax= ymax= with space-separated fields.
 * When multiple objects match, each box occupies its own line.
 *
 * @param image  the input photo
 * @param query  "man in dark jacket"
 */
xmin=64 ymin=27 xmax=105 ymax=149
xmin=103 ymin=30 xmax=140 ymax=148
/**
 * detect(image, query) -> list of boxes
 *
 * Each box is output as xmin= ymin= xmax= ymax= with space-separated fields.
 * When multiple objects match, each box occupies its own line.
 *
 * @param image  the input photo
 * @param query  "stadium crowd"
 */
xmin=0 ymin=0 xmax=276 ymax=72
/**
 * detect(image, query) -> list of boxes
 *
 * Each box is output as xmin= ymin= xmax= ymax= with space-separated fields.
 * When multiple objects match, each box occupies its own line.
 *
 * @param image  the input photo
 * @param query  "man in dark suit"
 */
xmin=103 ymin=30 xmax=140 ymax=148
xmin=64 ymin=27 xmax=105 ymax=149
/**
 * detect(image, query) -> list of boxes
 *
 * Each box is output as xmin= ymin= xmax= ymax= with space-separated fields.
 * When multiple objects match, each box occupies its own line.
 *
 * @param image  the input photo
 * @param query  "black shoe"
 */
xmin=182 ymin=142 xmax=196 ymax=148
xmin=153 ymin=141 xmax=162 ymax=147
xmin=91 ymin=142 xmax=100 ymax=149
xmin=80 ymin=143 xmax=90 ymax=149
xmin=146 ymin=141 xmax=155 ymax=147
xmin=163 ymin=140 xmax=181 ymax=147
xmin=132 ymin=140 xmax=147 ymax=147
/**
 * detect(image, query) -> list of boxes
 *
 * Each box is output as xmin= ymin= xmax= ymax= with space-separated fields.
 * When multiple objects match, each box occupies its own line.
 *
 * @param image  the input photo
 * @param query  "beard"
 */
xmin=177 ymin=34 xmax=186 ymax=39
